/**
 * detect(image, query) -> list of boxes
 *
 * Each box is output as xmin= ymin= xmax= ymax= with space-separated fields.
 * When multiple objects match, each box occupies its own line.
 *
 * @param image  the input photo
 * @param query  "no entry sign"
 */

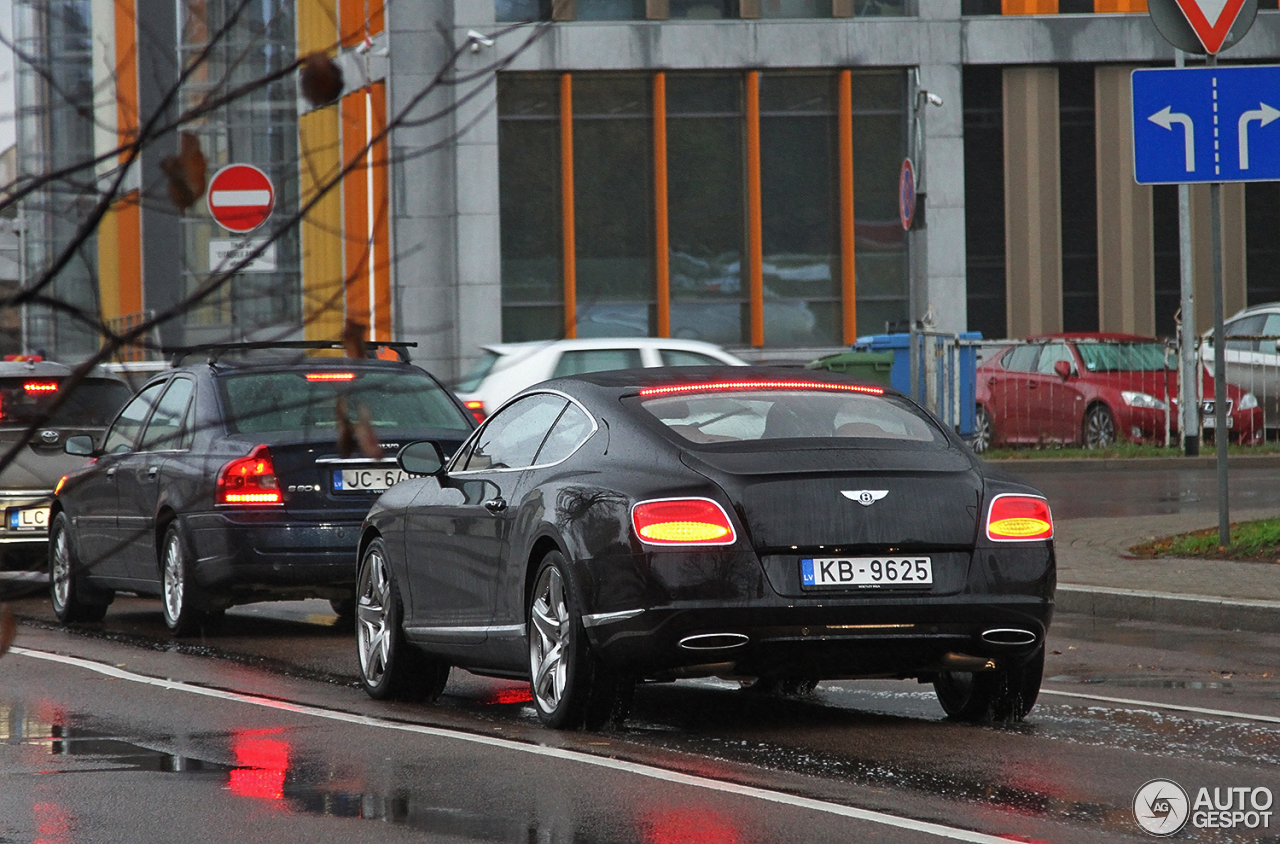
xmin=207 ymin=164 xmax=275 ymax=233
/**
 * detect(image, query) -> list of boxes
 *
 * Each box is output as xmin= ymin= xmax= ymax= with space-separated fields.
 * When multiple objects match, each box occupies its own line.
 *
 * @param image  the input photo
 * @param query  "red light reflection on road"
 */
xmin=642 ymin=807 xmax=741 ymax=844
xmin=33 ymin=802 xmax=71 ymax=844
xmin=485 ymin=686 xmax=533 ymax=705
xmin=229 ymin=731 xmax=290 ymax=801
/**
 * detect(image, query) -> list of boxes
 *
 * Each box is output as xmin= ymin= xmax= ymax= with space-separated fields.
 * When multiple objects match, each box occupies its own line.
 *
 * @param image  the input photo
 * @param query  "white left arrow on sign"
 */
xmin=1149 ymin=106 xmax=1196 ymax=173
xmin=1238 ymin=103 xmax=1280 ymax=170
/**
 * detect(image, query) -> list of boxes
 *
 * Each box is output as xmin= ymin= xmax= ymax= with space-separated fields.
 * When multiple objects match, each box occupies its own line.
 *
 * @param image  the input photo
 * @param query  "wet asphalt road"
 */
xmin=1001 ymin=460 xmax=1280 ymax=520
xmin=3 ymin=590 xmax=1279 ymax=843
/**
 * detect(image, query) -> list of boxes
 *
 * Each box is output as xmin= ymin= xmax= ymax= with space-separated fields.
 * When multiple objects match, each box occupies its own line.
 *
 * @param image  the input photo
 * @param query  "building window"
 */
xmin=496 ymin=0 xmax=553 ymax=20
xmin=667 ymin=75 xmax=747 ymax=344
xmin=498 ymin=70 xmax=908 ymax=348
xmin=760 ymin=0 xmax=832 ymax=17
xmin=759 ymin=74 xmax=841 ymax=344
xmin=1152 ymin=185 xmax=1181 ymax=338
xmin=179 ymin=0 xmax=301 ymax=341
xmin=851 ymin=70 xmax=909 ymax=337
xmin=498 ymin=76 xmax=564 ymax=342
xmin=572 ymin=75 xmax=656 ymax=337
xmin=1059 ymin=64 xmax=1098 ymax=332
xmin=1246 ymin=184 xmax=1280 ymax=308
xmin=963 ymin=65 xmax=1006 ymax=340
xmin=575 ymin=0 xmax=648 ymax=19
xmin=669 ymin=0 xmax=734 ymax=17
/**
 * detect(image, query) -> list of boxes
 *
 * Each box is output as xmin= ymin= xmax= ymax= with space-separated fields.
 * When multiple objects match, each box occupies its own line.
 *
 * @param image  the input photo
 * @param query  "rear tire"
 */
xmin=161 ymin=525 xmax=216 ymax=637
xmin=934 ymin=647 xmax=1044 ymax=723
xmin=356 ymin=538 xmax=450 ymax=702
xmin=48 ymin=513 xmax=110 ymax=624
xmin=527 ymin=551 xmax=629 ymax=730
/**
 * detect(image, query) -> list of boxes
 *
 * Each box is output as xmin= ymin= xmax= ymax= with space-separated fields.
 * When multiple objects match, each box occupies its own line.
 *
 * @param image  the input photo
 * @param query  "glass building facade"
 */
xmin=498 ymin=70 xmax=909 ymax=348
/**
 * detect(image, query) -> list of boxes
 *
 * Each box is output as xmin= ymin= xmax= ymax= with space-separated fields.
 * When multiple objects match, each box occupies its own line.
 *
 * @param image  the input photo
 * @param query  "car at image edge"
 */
xmin=354 ymin=365 xmax=1055 ymax=730
xmin=0 ymin=357 xmax=132 ymax=570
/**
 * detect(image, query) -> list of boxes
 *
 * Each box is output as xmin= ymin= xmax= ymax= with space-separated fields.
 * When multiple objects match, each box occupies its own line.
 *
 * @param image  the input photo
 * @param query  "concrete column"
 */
xmin=1003 ymin=66 xmax=1062 ymax=338
xmin=916 ymin=2 xmax=966 ymax=335
xmin=1190 ymin=182 xmax=1248 ymax=328
xmin=1095 ymin=64 xmax=1154 ymax=336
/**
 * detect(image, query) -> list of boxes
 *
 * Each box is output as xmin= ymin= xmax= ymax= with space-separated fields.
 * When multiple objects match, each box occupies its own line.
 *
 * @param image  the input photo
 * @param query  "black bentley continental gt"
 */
xmin=355 ymin=366 xmax=1055 ymax=729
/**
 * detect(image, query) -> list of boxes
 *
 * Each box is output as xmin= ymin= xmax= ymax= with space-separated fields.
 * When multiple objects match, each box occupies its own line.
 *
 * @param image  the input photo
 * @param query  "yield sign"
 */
xmin=206 ymin=163 xmax=275 ymax=233
xmin=1173 ymin=0 xmax=1247 ymax=54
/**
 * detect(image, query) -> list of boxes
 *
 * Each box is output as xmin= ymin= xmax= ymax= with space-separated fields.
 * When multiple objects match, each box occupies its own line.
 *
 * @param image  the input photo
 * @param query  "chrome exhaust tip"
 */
xmin=679 ymin=633 xmax=750 ymax=651
xmin=980 ymin=628 xmax=1038 ymax=646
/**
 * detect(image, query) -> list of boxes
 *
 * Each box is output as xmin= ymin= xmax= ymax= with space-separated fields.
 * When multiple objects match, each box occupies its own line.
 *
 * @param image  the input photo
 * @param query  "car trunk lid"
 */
xmin=681 ymin=446 xmax=982 ymax=550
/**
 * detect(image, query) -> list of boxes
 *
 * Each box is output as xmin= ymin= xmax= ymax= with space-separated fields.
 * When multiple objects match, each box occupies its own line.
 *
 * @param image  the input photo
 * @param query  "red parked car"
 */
xmin=972 ymin=333 xmax=1262 ymax=452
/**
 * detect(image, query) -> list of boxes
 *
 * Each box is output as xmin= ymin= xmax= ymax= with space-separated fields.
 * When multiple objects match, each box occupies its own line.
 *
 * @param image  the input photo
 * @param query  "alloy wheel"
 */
xmin=163 ymin=533 xmax=185 ymax=623
xmin=357 ymin=547 xmax=392 ymax=687
xmin=529 ymin=566 xmax=569 ymax=713
xmin=51 ymin=527 xmax=71 ymax=610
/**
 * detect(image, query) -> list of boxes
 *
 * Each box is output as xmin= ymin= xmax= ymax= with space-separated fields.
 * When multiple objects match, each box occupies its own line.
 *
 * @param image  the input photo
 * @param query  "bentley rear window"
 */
xmin=641 ymin=390 xmax=945 ymax=445
xmin=221 ymin=370 xmax=473 ymax=435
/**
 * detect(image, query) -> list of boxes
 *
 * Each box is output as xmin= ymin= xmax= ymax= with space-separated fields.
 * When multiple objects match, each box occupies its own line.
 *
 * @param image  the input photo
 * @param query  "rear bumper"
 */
xmin=184 ymin=510 xmax=361 ymax=602
xmin=575 ymin=543 xmax=1055 ymax=681
xmin=586 ymin=596 xmax=1052 ymax=680
xmin=0 ymin=493 xmax=52 ymax=566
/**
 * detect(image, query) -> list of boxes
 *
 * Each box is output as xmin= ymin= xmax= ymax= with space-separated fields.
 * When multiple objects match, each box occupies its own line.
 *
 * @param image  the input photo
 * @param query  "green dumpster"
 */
xmin=804 ymin=350 xmax=895 ymax=387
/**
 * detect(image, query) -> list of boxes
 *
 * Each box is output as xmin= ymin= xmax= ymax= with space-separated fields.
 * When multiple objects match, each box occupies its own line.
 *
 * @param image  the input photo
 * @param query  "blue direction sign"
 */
xmin=1132 ymin=65 xmax=1280 ymax=184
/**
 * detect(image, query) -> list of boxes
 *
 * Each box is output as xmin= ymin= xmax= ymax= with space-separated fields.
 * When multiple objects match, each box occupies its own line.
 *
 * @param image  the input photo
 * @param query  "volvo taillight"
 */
xmin=216 ymin=445 xmax=282 ymax=505
xmin=986 ymin=494 xmax=1053 ymax=542
xmin=631 ymin=498 xmax=736 ymax=546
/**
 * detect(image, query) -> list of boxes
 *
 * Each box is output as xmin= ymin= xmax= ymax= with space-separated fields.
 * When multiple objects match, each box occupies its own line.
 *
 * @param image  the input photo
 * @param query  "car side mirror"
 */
xmin=65 ymin=435 xmax=95 ymax=456
xmin=1053 ymin=360 xmax=1073 ymax=381
xmin=398 ymin=441 xmax=445 ymax=476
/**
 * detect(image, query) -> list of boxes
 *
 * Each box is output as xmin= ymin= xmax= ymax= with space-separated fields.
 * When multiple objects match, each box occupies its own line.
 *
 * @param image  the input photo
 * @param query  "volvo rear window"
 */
xmin=220 ymin=370 xmax=473 ymax=435
xmin=640 ymin=389 xmax=946 ymax=445
xmin=0 ymin=377 xmax=133 ymax=428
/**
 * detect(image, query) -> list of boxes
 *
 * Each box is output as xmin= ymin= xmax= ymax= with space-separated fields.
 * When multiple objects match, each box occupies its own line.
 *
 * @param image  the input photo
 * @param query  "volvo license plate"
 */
xmin=332 ymin=468 xmax=414 ymax=493
xmin=800 ymin=556 xmax=932 ymax=589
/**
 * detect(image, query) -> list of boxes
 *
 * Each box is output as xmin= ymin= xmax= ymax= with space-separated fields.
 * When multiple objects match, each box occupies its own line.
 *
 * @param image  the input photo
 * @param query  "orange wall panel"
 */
xmin=340 ymin=0 xmax=384 ymax=47
xmin=341 ymin=90 xmax=370 ymax=330
xmin=1002 ymin=0 xmax=1057 ymax=12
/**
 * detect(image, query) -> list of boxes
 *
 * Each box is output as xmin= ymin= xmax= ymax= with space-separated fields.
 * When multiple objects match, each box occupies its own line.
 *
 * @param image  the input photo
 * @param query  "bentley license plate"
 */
xmin=801 ymin=556 xmax=932 ymax=589
xmin=332 ymin=468 xmax=413 ymax=493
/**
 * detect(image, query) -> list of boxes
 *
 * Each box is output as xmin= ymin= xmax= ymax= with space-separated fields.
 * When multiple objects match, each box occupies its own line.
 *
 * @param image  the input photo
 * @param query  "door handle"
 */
xmin=106 ymin=467 xmax=117 ymax=481
xmin=147 ymin=466 xmax=160 ymax=482
xmin=484 ymin=497 xmax=507 ymax=513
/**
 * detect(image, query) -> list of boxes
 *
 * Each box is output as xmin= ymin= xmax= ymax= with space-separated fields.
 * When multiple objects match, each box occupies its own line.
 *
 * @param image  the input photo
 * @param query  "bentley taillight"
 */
xmin=216 ymin=445 xmax=282 ymax=505
xmin=986 ymin=494 xmax=1053 ymax=541
xmin=631 ymin=498 xmax=736 ymax=546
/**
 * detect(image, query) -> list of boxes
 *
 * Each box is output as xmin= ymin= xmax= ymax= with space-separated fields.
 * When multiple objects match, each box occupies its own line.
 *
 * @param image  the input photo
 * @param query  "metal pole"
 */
xmin=1208 ymin=54 xmax=1229 ymax=546
xmin=1176 ymin=50 xmax=1199 ymax=456
xmin=908 ymin=72 xmax=921 ymax=404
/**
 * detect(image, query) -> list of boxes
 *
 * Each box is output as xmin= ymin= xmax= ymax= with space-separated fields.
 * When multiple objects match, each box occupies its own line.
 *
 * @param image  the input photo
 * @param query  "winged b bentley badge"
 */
xmin=842 ymin=489 xmax=888 ymax=507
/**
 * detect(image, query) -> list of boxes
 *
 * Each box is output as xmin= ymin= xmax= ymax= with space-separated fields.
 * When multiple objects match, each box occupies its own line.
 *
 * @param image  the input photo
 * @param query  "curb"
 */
xmin=1057 ymin=584 xmax=1280 ymax=634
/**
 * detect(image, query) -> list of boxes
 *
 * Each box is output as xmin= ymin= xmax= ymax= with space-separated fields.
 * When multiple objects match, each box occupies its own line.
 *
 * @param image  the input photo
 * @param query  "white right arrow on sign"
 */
xmin=1238 ymin=103 xmax=1280 ymax=170
xmin=1150 ymin=106 xmax=1197 ymax=172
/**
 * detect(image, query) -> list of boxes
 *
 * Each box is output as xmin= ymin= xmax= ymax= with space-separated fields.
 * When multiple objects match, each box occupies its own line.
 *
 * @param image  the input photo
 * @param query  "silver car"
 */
xmin=1202 ymin=302 xmax=1280 ymax=430
xmin=0 ymin=359 xmax=132 ymax=569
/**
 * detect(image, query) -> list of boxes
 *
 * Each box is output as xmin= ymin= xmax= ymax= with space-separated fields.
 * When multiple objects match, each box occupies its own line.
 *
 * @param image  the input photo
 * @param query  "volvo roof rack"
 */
xmin=167 ymin=340 xmax=418 ymax=367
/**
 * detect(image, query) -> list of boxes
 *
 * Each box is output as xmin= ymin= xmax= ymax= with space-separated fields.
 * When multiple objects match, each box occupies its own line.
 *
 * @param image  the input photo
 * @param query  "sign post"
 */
xmin=1140 ymin=1 xmax=1260 ymax=545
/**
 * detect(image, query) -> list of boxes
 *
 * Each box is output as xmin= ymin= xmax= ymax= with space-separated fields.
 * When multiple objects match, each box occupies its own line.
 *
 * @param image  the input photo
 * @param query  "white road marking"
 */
xmin=1041 ymin=687 xmax=1280 ymax=725
xmin=13 ymin=646 xmax=1012 ymax=844
xmin=210 ymin=189 xmax=270 ymax=207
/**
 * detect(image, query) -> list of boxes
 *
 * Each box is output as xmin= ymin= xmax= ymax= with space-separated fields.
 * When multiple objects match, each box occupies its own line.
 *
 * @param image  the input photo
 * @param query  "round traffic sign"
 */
xmin=899 ymin=158 xmax=916 ymax=231
xmin=206 ymin=163 xmax=275 ymax=233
